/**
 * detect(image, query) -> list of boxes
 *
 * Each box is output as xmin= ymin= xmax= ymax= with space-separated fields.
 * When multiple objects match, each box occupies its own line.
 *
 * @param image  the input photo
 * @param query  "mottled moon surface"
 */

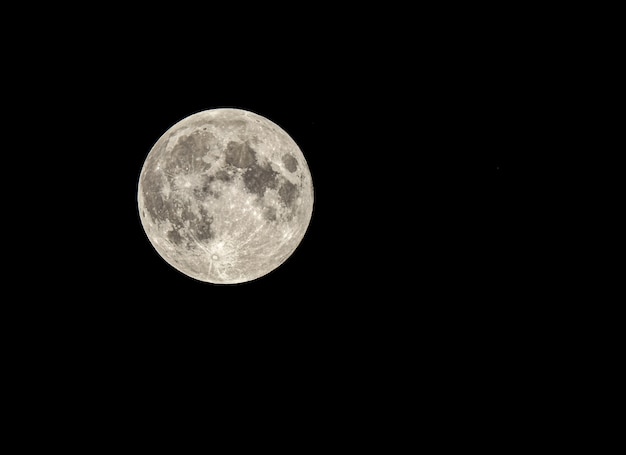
xmin=137 ymin=108 xmax=314 ymax=284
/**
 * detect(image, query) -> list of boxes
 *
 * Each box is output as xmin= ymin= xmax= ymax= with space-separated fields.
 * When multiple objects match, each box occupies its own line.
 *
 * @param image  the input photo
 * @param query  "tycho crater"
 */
xmin=137 ymin=108 xmax=314 ymax=284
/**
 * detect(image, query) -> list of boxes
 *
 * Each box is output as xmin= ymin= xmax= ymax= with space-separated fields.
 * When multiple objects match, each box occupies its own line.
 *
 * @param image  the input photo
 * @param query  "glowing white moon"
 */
xmin=137 ymin=108 xmax=314 ymax=284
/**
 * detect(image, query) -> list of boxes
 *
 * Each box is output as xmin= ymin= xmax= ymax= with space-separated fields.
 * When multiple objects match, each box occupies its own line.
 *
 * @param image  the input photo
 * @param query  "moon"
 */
xmin=137 ymin=108 xmax=314 ymax=284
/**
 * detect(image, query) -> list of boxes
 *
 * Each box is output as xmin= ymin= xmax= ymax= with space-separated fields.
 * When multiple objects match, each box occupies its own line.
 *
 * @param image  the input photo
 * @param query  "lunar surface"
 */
xmin=137 ymin=108 xmax=314 ymax=284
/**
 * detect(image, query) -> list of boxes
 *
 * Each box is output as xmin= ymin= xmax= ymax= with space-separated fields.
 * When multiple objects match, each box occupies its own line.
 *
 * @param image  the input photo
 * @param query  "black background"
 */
xmin=8 ymin=6 xmax=567 ymax=441
xmin=93 ymin=66 xmax=502 ymax=308
xmin=23 ymin=7 xmax=528 ymax=354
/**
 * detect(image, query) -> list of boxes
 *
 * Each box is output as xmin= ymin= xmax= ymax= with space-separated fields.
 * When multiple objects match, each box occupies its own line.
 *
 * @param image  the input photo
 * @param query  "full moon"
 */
xmin=137 ymin=108 xmax=314 ymax=284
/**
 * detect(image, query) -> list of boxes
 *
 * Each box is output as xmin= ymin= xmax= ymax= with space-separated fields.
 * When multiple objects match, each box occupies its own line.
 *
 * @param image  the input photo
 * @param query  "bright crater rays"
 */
xmin=137 ymin=108 xmax=314 ymax=284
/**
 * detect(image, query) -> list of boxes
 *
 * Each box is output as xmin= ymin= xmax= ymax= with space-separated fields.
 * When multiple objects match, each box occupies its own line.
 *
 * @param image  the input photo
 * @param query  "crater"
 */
xmin=282 ymin=154 xmax=298 ymax=172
